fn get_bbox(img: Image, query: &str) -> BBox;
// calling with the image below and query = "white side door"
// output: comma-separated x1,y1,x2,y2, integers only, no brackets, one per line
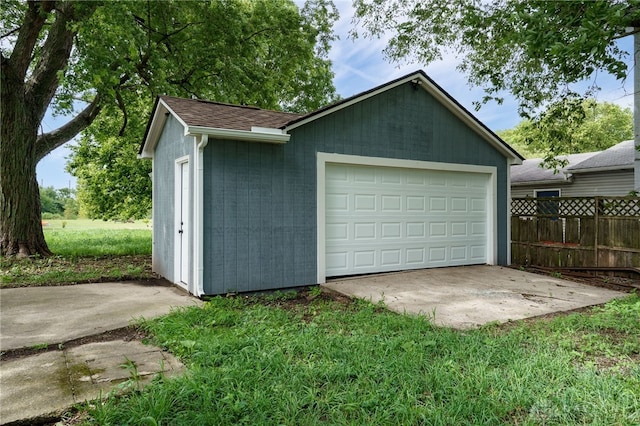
176,159,190,288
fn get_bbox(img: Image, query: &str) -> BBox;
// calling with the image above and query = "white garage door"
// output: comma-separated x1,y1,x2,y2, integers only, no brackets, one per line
325,163,490,277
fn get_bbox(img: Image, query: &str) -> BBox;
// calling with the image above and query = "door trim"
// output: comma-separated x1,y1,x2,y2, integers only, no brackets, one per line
316,152,497,283
174,155,190,289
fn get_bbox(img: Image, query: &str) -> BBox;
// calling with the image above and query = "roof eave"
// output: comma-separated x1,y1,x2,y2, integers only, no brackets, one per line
511,179,571,187
139,98,167,159
567,165,634,174
139,98,189,159
186,126,290,144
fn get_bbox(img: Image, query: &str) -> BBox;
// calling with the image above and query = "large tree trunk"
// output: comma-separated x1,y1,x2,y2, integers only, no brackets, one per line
1,79,51,256
1,1,101,257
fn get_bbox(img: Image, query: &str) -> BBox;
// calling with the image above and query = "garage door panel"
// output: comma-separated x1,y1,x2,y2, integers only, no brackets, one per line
450,222,468,236
380,169,402,184
381,222,401,238
325,163,489,277
326,223,348,240
408,222,427,238
354,194,376,211
354,250,375,267
354,222,376,239
381,195,401,211
470,245,486,259
429,197,447,212
326,193,348,211
471,222,486,236
428,247,446,262
428,222,446,237
326,252,348,270
451,198,468,212
354,168,376,183
451,246,468,261
381,249,402,266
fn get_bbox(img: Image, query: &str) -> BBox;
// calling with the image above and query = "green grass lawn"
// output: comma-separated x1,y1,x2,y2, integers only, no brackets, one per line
87,291,640,425
0,219,152,287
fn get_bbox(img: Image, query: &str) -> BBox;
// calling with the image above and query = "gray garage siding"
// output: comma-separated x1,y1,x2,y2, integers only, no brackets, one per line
202,82,510,295
152,115,193,283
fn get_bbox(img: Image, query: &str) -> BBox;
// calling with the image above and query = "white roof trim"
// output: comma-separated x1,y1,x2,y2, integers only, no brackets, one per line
284,72,522,165
139,101,169,159
251,126,286,134
186,126,290,144
139,98,191,159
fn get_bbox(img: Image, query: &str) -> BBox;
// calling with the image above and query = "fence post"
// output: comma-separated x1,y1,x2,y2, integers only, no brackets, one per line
594,196,599,267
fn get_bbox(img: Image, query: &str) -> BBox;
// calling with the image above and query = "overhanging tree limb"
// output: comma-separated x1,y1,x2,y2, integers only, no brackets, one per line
35,95,101,162
26,2,98,123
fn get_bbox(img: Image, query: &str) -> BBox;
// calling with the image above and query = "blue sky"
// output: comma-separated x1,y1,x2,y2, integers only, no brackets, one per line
37,1,635,189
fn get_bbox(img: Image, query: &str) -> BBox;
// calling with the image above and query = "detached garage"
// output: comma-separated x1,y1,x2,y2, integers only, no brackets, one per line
140,70,523,296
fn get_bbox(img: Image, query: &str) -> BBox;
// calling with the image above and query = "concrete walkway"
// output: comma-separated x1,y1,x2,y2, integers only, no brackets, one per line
0,281,201,424
324,265,626,329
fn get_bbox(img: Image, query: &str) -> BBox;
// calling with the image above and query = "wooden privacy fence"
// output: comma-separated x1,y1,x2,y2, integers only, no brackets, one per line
511,196,640,268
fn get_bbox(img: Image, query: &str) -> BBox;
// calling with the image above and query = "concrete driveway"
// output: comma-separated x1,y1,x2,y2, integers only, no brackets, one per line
323,265,625,329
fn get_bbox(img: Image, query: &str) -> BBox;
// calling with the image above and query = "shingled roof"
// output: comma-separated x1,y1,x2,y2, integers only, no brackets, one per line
511,140,635,185
160,96,302,131
510,152,597,185
566,140,634,173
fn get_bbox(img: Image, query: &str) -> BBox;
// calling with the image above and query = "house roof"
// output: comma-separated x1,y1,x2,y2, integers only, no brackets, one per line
139,97,301,157
158,96,301,131
140,70,524,164
566,140,635,173
510,152,597,185
510,140,635,185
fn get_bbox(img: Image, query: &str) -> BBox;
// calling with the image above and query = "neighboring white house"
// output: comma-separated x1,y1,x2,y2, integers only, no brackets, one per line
511,140,637,198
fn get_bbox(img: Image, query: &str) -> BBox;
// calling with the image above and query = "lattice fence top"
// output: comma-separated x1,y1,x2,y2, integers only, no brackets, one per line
511,197,640,218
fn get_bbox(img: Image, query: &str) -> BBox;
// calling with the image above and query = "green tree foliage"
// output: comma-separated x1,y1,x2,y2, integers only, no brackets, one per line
69,0,340,220
352,0,639,156
39,186,78,219
1,0,338,254
498,100,633,159
68,99,153,221
39,187,64,216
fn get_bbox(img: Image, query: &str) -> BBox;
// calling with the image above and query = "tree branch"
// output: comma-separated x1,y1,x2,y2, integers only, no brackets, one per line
35,95,101,162
7,1,55,81
1,26,22,40
115,90,128,136
243,27,276,43
612,28,640,40
26,1,98,123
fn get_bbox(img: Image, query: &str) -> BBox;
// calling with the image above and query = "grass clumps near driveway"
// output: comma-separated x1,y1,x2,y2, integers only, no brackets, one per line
87,291,640,425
